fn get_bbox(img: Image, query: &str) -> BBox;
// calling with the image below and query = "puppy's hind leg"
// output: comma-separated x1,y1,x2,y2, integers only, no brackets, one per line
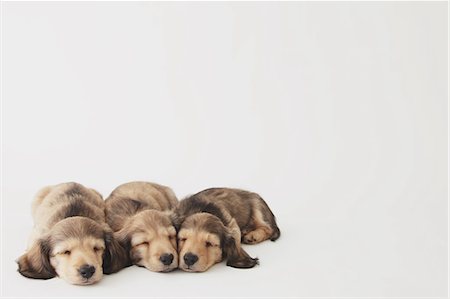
257,196,281,241
243,198,281,244
242,209,274,244
243,228,273,244
269,223,281,241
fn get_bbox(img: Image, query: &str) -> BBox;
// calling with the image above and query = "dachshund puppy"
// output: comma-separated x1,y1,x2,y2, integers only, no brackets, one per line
105,181,179,272
175,188,280,272
17,182,128,285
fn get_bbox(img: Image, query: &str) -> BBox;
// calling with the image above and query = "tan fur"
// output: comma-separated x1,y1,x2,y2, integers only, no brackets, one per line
177,215,223,272
242,208,274,244
105,181,178,272
49,233,104,284
17,182,127,285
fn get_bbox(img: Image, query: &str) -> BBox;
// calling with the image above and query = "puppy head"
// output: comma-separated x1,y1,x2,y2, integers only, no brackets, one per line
177,213,259,272
177,213,229,272
17,217,127,285
115,210,178,272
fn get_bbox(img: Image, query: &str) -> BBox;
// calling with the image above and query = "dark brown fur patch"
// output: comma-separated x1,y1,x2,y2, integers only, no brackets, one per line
102,231,131,274
174,197,228,230
63,199,95,219
64,184,87,198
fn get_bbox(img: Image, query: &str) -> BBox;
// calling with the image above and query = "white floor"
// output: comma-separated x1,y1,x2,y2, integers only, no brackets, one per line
1,2,447,298
2,185,447,298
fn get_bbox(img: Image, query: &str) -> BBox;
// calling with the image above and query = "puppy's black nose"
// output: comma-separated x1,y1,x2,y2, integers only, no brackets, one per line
79,264,95,279
184,252,198,266
160,253,174,266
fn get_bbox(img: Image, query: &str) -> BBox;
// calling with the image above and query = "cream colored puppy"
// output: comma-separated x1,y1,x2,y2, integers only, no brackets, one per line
105,181,179,272
17,183,127,285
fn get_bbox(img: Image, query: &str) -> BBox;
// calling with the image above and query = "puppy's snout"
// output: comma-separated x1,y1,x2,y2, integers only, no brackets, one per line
79,264,95,279
184,252,198,266
160,253,174,266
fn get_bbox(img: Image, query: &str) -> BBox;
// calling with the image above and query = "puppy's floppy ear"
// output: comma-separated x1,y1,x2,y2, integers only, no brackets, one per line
223,232,259,269
113,226,131,250
102,230,130,274
17,238,56,279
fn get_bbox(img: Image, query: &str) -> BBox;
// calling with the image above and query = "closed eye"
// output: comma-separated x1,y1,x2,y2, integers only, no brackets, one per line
93,247,104,252
178,237,187,242
63,250,71,255
205,241,218,248
135,242,149,247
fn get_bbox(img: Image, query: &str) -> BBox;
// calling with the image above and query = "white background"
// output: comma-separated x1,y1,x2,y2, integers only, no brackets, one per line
1,2,448,298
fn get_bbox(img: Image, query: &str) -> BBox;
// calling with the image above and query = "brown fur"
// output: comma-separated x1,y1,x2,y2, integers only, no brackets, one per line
175,188,280,272
17,183,128,285
105,181,179,272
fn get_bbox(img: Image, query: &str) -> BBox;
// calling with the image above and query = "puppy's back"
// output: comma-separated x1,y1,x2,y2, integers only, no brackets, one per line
31,182,105,239
180,188,280,241
187,188,258,227
176,188,251,228
105,181,178,231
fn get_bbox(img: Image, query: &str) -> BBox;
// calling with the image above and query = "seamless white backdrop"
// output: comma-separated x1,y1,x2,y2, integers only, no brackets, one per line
1,2,448,298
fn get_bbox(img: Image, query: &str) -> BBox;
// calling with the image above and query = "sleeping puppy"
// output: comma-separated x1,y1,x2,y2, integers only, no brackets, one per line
105,181,179,272
175,188,280,272
17,182,128,285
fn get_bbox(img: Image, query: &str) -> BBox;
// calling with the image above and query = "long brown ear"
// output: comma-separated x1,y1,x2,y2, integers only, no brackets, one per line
223,233,259,269
102,231,130,274
17,238,56,279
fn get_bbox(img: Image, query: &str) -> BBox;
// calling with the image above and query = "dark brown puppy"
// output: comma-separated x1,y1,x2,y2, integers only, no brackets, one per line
105,181,179,272
175,188,280,272
16,182,128,285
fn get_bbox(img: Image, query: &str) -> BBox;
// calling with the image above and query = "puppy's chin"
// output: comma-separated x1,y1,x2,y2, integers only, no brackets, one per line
179,263,208,273
180,267,197,272
63,276,101,285
161,264,178,273
74,278,100,285
60,271,103,286
143,264,178,273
